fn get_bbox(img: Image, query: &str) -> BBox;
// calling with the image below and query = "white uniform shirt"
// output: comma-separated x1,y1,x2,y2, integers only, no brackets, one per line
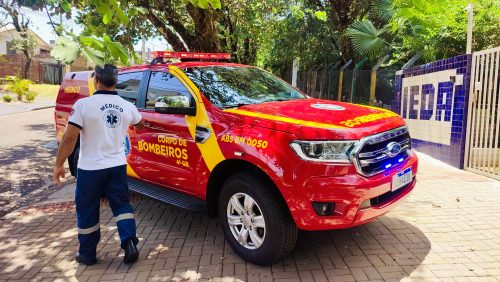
68,91,142,170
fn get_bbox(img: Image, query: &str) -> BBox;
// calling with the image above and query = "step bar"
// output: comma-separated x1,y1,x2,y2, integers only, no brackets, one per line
128,178,206,212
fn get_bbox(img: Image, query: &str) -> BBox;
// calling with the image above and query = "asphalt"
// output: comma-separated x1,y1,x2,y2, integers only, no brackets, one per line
0,108,72,218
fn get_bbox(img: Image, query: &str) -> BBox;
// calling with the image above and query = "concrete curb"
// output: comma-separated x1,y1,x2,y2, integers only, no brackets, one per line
30,104,55,111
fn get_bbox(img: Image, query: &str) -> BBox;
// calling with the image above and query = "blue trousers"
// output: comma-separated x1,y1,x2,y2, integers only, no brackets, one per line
76,165,138,260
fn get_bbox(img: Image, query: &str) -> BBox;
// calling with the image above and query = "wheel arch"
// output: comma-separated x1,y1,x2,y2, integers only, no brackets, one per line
206,159,289,218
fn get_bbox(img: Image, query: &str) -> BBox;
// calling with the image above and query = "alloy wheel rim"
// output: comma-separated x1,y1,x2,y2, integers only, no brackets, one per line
226,193,266,250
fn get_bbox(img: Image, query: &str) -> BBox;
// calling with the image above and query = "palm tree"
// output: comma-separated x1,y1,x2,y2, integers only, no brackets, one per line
344,19,391,60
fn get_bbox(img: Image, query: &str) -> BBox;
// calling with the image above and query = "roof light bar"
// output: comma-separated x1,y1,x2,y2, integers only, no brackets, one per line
151,51,231,60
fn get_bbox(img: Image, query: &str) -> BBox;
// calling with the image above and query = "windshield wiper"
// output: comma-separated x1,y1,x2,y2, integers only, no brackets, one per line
221,103,254,109
260,97,298,103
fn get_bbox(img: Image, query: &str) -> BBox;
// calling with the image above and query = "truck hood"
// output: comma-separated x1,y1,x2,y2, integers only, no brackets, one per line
222,98,406,140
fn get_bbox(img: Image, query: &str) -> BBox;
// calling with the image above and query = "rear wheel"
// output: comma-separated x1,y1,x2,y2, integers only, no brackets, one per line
218,172,297,265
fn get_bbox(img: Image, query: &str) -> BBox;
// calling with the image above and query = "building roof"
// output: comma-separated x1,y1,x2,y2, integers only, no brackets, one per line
0,24,52,50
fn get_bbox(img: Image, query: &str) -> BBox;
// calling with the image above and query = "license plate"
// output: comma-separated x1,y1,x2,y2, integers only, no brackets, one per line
392,167,412,192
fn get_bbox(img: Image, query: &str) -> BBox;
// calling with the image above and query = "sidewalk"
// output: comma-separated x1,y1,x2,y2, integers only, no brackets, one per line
0,99,55,116
0,153,499,281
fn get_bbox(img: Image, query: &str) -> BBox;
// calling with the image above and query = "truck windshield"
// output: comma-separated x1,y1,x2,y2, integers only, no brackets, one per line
183,66,305,108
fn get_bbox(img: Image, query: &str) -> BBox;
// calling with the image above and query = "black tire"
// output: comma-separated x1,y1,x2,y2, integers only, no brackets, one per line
68,146,79,176
218,172,298,265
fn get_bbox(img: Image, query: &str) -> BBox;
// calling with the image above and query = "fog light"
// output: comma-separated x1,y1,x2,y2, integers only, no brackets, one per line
312,202,335,216
360,199,371,209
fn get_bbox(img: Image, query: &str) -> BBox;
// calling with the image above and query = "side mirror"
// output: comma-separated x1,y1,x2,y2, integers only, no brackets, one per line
154,95,196,116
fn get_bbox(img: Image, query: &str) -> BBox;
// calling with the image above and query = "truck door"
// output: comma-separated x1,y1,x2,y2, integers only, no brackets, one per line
136,71,199,195
116,71,146,177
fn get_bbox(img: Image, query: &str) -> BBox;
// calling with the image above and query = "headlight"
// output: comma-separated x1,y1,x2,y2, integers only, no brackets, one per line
290,141,357,163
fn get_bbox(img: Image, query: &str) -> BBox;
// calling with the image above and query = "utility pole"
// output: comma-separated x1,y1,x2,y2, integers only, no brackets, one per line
466,3,473,54
141,39,146,63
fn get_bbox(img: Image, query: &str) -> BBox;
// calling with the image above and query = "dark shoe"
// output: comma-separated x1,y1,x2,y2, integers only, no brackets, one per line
123,239,139,264
75,252,97,266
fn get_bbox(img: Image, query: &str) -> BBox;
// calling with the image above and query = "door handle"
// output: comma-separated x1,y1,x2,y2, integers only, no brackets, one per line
195,126,212,143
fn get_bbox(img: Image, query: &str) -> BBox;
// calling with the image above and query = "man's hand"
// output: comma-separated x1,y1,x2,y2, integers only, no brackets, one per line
134,119,145,131
53,165,66,185
53,124,80,186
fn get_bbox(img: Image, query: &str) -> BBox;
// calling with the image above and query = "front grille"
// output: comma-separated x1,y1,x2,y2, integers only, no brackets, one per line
352,127,411,177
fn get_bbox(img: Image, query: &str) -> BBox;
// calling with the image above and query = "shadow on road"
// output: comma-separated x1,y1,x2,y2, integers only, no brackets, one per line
0,139,57,217
22,123,55,132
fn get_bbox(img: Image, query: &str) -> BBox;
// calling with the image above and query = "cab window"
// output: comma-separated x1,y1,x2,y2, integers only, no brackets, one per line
145,71,193,109
116,72,144,103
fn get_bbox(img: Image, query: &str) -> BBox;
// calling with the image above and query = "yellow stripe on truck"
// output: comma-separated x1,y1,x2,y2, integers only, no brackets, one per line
88,73,95,96
169,66,225,171
223,109,346,129
126,164,139,178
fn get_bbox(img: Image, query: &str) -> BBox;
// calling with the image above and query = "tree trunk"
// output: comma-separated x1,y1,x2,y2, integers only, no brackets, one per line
327,0,372,63
23,55,32,79
186,4,221,52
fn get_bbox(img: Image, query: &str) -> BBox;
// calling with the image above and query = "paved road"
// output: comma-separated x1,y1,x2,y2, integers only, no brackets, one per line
0,153,498,281
0,108,63,217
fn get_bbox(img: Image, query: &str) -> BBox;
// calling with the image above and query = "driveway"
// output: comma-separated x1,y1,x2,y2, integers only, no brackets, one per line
0,153,499,281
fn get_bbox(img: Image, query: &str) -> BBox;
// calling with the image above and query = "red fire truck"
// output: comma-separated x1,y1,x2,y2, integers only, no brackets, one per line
55,52,418,265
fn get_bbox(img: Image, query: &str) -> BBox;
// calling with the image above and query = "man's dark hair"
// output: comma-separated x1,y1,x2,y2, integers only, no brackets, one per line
95,64,118,87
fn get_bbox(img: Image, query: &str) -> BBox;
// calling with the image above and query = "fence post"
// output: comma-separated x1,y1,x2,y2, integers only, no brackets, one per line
350,57,368,103
292,59,299,87
402,53,422,70
369,54,390,105
465,3,473,54
337,60,352,101
327,62,340,100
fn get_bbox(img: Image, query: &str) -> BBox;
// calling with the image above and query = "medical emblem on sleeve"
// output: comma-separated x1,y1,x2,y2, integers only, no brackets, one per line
125,135,131,156
103,109,121,128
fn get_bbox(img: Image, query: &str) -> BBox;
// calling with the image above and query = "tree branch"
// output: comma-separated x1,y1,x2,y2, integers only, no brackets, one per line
43,1,59,36
162,3,197,45
136,0,188,51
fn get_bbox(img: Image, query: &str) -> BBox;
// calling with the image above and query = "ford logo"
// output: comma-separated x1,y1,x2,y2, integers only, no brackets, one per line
386,142,401,157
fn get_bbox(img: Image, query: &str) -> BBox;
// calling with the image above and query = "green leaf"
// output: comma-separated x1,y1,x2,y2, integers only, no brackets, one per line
60,1,71,12
50,36,81,64
345,20,389,59
115,6,129,24
79,36,104,49
111,42,130,65
196,0,209,9
81,47,105,67
314,11,327,21
103,11,112,24
208,0,221,9
290,5,305,20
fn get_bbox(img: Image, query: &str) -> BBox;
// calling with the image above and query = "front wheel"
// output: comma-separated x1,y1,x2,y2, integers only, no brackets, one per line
218,172,298,265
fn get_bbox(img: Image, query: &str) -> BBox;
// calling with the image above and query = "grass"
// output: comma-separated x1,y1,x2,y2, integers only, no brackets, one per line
30,84,60,100
0,83,60,103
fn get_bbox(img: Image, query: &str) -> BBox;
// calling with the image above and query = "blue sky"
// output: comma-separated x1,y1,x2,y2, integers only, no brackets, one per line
20,7,169,52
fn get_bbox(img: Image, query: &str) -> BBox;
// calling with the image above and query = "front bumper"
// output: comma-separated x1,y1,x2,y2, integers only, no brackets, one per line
289,150,418,231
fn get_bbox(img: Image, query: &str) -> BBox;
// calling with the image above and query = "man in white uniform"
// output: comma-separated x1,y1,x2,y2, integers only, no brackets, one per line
53,64,144,266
